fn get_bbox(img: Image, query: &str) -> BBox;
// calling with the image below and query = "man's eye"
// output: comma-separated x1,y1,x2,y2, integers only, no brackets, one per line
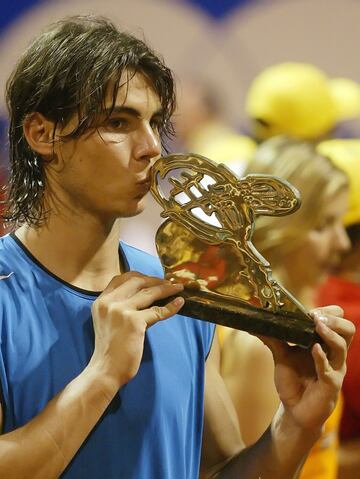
150,119,162,132
108,118,129,129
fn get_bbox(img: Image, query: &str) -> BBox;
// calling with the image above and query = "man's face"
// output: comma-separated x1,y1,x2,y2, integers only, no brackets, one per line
50,72,163,221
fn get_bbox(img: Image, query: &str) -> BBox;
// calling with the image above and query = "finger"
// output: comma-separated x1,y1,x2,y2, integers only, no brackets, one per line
255,334,288,361
102,271,144,294
130,282,184,310
104,272,167,298
145,296,185,327
314,318,348,370
312,310,355,349
311,305,344,319
311,342,332,383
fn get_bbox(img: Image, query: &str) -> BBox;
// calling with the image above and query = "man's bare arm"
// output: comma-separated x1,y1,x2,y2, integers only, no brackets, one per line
201,307,355,479
200,336,315,479
0,273,184,479
0,364,121,479
200,332,244,474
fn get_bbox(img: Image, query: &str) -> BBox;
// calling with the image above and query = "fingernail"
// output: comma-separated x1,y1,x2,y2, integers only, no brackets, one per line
317,314,328,324
312,311,328,324
173,283,184,290
173,297,185,307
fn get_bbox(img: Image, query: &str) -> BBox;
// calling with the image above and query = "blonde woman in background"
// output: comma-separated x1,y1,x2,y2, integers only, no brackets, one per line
220,135,351,479
316,139,360,479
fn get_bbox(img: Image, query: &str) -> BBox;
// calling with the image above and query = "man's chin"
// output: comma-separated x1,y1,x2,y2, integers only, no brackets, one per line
120,197,147,218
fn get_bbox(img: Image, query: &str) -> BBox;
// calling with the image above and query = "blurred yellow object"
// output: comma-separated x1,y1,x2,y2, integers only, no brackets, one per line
188,122,257,175
246,63,360,140
317,139,360,226
329,78,360,121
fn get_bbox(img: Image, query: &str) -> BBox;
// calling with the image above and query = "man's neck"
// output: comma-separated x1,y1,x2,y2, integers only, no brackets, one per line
15,213,123,292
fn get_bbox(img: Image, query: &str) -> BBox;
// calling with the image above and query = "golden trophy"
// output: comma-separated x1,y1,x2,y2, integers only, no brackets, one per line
151,153,317,348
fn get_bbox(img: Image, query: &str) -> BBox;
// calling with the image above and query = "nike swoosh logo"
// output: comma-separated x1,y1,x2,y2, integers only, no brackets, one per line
0,272,14,280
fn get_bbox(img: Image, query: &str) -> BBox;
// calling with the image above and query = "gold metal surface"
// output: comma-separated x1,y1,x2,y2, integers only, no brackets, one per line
150,153,315,346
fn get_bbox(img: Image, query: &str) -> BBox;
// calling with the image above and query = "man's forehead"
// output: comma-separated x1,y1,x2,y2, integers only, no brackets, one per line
107,71,161,109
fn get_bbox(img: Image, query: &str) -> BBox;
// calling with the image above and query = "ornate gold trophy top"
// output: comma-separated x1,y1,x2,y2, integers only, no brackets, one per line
150,153,317,347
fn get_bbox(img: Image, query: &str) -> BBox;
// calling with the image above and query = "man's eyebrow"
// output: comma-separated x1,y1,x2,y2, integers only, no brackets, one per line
107,106,164,118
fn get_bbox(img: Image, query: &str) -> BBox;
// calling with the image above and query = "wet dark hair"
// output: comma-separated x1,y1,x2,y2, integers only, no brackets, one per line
3,15,176,226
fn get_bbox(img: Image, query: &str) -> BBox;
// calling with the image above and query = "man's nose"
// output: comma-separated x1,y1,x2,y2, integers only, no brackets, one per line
134,123,161,161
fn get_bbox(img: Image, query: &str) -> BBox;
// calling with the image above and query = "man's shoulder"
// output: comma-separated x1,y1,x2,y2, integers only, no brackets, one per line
0,233,12,254
0,234,17,275
0,234,32,307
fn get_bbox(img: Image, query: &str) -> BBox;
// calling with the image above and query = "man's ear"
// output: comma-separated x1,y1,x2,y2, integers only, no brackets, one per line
23,112,56,160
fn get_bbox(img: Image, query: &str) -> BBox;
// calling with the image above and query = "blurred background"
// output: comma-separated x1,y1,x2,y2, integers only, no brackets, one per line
1,0,360,250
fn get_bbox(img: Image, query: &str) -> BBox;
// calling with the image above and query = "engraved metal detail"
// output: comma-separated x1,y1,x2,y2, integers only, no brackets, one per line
150,153,311,334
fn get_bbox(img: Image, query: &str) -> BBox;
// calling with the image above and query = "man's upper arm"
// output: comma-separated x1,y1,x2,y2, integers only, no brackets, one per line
201,331,244,474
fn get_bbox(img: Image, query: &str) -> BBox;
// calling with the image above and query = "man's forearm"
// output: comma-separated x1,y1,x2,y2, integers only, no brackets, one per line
212,404,321,479
0,363,120,479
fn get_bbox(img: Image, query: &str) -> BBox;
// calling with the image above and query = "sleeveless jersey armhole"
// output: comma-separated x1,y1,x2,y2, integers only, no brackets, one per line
205,324,217,361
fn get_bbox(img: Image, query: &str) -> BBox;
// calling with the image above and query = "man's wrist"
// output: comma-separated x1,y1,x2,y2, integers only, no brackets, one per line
83,360,124,402
271,404,323,457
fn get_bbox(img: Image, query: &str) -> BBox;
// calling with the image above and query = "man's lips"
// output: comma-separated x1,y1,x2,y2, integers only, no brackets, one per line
135,179,151,197
137,174,151,184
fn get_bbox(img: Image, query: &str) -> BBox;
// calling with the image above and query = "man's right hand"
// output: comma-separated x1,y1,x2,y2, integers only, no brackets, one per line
0,270,184,479
90,272,184,387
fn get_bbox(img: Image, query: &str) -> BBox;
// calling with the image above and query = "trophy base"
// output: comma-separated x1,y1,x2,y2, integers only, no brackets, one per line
156,290,318,348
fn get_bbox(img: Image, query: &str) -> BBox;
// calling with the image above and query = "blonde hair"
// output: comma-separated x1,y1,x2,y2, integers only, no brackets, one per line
244,136,349,263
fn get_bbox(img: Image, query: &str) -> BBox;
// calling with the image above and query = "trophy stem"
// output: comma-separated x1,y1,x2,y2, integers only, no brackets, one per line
155,291,318,348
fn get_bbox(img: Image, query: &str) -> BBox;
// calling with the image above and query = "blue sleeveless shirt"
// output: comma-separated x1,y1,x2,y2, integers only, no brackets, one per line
0,233,215,478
